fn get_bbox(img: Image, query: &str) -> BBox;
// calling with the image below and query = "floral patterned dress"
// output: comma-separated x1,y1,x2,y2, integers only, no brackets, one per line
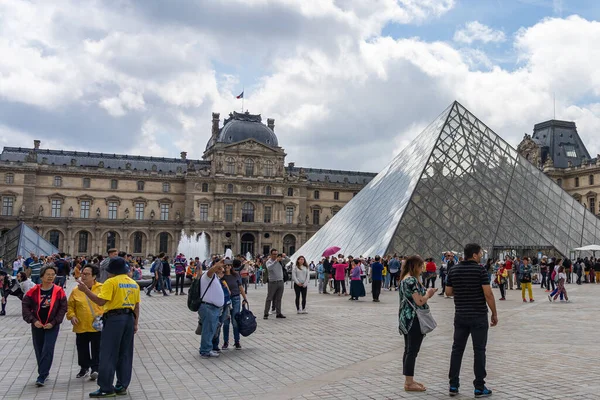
398,276,428,335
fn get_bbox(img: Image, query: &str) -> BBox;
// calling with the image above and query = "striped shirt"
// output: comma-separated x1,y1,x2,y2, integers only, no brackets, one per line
28,262,43,278
446,261,489,318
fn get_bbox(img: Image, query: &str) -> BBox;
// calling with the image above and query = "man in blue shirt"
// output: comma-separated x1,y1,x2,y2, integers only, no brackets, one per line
370,256,384,302
388,255,401,291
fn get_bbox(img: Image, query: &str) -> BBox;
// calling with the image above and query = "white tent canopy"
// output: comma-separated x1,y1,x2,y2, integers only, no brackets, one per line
574,245,600,251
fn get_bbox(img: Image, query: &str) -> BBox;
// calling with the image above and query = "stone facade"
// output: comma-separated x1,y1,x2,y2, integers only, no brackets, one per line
0,112,376,259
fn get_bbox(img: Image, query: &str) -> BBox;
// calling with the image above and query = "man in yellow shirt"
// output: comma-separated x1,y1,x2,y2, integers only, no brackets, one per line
78,257,140,398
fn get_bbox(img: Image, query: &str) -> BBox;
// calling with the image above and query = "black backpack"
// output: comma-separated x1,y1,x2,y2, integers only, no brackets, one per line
235,303,257,337
187,274,215,312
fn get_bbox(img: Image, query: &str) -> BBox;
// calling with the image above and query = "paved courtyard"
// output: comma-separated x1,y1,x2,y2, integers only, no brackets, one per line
1,278,599,400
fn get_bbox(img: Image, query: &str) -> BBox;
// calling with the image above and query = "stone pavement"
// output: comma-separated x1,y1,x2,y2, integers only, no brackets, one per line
1,278,599,400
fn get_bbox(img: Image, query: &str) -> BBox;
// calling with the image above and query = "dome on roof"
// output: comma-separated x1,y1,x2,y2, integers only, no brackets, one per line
216,111,278,147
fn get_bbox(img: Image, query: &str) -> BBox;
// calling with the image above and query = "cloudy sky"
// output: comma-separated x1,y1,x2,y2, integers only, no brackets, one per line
1,0,600,172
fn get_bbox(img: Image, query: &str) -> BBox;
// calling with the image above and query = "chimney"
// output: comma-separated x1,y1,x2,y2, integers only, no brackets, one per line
180,151,187,160
212,113,220,137
267,118,275,132
34,140,40,150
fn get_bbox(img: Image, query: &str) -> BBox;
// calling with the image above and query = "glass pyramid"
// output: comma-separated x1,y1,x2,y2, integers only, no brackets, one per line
0,222,59,265
295,101,600,261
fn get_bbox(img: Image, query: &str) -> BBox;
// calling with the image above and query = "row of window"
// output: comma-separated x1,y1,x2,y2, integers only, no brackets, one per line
0,175,183,192
49,230,171,254
313,190,355,200
573,175,595,188
5,173,356,199
224,158,275,177
223,203,338,224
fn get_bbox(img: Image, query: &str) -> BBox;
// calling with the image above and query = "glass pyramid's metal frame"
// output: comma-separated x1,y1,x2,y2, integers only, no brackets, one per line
295,101,600,261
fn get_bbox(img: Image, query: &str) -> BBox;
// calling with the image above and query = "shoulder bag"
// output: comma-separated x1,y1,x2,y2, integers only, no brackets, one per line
85,296,103,332
403,279,437,335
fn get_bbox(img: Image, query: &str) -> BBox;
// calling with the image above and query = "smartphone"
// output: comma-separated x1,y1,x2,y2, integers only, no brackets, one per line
224,259,233,265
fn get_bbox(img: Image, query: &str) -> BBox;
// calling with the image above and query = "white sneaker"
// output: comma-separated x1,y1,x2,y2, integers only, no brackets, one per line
201,351,220,358
302,309,308,314
269,310,274,315
297,310,301,314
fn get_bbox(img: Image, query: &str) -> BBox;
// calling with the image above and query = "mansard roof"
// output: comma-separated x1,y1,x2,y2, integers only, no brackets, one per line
0,147,210,173
532,119,591,168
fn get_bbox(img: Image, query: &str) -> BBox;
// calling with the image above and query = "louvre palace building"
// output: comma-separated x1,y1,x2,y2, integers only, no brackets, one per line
0,111,376,258
516,119,600,217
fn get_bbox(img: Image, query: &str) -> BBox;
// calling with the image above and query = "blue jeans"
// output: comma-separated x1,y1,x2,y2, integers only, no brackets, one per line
223,296,241,344
212,305,230,350
384,274,390,288
54,276,66,288
199,303,221,355
162,276,172,292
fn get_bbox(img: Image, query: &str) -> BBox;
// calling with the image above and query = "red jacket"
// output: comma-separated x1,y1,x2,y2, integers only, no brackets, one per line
22,284,67,327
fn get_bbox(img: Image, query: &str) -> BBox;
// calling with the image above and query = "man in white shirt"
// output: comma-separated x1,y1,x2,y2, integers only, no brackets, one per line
199,259,225,358
12,255,23,277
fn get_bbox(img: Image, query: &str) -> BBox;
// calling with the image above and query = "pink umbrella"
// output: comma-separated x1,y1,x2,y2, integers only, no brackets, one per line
322,246,341,257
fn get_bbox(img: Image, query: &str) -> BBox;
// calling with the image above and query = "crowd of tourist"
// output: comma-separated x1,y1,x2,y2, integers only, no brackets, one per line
3,244,600,399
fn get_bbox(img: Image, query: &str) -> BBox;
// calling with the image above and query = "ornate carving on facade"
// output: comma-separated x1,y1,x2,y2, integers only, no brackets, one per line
38,205,44,216
131,197,148,206
517,133,541,168
543,156,554,169
76,194,94,205
47,193,66,203
105,196,121,205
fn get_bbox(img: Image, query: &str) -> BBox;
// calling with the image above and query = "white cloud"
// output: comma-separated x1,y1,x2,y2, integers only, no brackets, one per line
1,1,600,173
454,21,506,44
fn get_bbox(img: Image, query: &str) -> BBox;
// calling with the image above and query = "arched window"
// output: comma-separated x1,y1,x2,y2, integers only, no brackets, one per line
264,160,274,177
159,232,169,253
265,185,272,195
106,231,117,252
242,202,255,222
226,157,236,174
287,187,294,196
133,232,144,253
245,159,254,176
48,230,60,248
227,183,234,194
201,183,209,192
78,231,89,253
